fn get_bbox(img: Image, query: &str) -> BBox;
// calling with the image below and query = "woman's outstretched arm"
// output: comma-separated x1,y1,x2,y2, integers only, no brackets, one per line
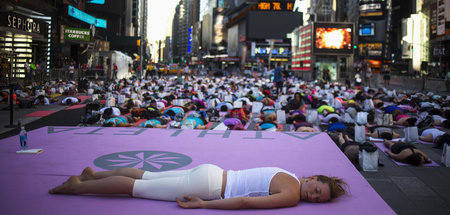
177,191,299,210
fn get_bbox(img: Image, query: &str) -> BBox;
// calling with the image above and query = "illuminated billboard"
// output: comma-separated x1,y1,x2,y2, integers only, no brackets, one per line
359,23,375,36
68,5,107,28
313,22,354,54
88,0,105,4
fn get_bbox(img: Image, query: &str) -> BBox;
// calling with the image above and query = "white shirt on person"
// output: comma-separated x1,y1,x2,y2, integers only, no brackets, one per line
422,128,445,142
100,107,121,117
224,167,300,198
61,97,79,104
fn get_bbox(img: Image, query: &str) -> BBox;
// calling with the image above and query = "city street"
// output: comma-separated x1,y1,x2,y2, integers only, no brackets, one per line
1,0,450,214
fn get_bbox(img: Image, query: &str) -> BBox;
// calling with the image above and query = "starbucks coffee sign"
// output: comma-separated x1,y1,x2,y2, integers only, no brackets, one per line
65,26,90,42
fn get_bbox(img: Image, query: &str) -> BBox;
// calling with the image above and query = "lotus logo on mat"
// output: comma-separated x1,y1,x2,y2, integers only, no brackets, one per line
94,151,192,172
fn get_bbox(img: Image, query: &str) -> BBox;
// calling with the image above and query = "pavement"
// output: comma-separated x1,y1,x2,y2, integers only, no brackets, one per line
1,95,450,215
366,75,449,95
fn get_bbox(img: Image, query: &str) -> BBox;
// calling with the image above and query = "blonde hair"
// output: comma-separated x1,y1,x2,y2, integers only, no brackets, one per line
316,175,348,201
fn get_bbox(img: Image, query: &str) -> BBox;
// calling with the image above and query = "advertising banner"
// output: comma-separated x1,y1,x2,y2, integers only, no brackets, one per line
65,26,90,42
313,22,354,55
68,5,107,28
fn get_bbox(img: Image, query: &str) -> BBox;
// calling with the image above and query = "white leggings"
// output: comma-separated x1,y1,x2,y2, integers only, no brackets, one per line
132,164,223,201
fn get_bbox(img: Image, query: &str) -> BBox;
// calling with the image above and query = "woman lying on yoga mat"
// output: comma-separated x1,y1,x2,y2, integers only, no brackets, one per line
180,111,208,129
49,164,347,209
141,116,171,128
367,127,400,140
103,115,140,127
383,140,431,166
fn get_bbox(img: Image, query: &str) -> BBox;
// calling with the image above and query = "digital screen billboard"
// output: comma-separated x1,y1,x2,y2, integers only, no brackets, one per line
68,5,107,28
88,0,105,4
359,23,375,36
247,11,302,39
313,22,353,54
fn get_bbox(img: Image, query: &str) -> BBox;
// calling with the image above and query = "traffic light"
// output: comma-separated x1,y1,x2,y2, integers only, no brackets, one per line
353,45,357,49
137,39,141,46
184,60,187,63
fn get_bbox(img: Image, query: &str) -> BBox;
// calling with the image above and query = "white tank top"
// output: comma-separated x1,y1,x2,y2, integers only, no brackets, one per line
422,128,445,141
224,167,300,199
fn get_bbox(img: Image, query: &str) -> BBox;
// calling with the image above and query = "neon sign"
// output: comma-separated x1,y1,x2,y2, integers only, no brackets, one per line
257,1,294,11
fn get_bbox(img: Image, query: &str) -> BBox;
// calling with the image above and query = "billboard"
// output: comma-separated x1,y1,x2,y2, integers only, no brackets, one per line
313,22,354,54
247,11,302,39
359,23,375,36
88,0,105,4
64,26,90,42
68,5,107,28
359,1,384,17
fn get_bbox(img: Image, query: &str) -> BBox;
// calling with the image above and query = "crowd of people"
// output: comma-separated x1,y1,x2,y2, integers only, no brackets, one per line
1,68,449,208
2,71,450,161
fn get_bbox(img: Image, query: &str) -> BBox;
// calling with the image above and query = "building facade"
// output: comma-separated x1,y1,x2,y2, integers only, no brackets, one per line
0,0,55,79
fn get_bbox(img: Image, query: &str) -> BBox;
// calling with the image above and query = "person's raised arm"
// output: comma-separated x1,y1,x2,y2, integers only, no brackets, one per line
177,191,298,210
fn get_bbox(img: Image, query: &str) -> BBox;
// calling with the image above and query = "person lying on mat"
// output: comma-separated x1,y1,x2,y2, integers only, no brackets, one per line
49,164,348,209
141,116,171,128
34,95,50,105
223,117,246,130
383,140,431,166
367,127,400,140
333,132,363,164
100,107,121,118
392,109,416,126
292,114,317,132
103,115,140,127
60,97,81,105
180,111,208,129
419,128,446,143
256,114,282,131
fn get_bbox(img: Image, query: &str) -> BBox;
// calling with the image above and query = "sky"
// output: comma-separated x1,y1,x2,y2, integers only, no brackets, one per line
148,0,179,43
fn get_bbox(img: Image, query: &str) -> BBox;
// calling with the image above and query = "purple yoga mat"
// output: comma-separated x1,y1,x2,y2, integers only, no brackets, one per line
0,127,395,215
373,142,440,167
419,140,434,145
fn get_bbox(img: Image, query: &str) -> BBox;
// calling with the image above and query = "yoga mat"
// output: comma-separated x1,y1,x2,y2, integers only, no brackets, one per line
23,110,57,117
65,104,86,110
0,127,394,215
373,142,439,167
48,94,62,99
77,95,91,103
369,137,405,142
419,140,434,145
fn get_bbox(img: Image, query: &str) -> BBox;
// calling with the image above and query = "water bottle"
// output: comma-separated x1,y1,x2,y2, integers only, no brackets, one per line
19,126,28,151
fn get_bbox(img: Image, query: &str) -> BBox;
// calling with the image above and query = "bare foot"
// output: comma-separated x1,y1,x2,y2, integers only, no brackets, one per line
49,176,80,194
78,167,95,181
